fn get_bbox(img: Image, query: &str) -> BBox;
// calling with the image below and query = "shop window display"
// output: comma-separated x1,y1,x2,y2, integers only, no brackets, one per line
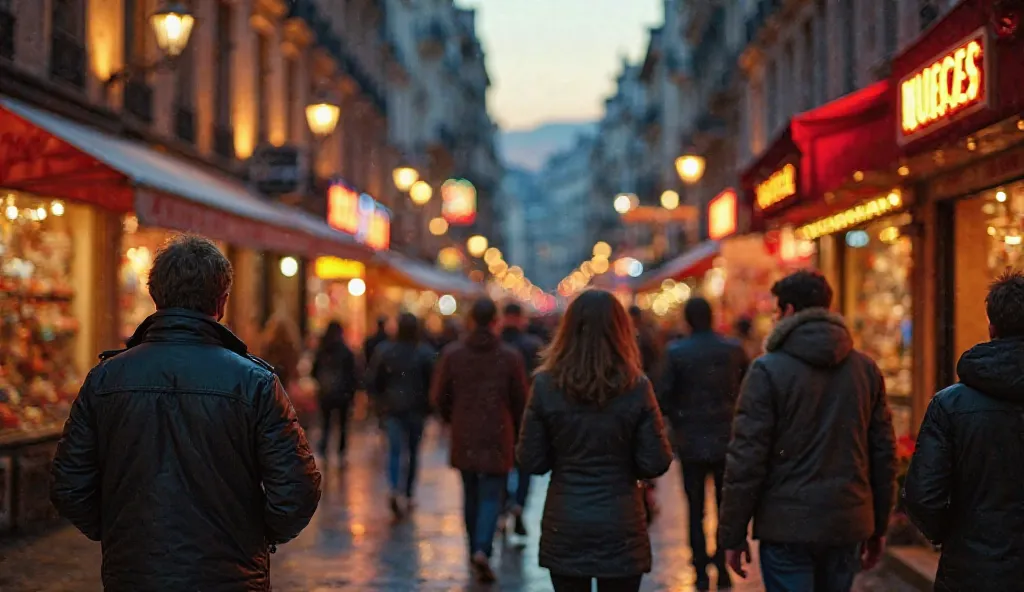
0,196,81,436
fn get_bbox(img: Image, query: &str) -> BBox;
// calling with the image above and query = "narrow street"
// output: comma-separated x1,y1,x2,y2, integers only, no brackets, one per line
0,421,915,591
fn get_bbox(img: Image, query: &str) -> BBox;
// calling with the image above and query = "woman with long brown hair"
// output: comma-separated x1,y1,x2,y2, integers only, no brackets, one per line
517,289,672,592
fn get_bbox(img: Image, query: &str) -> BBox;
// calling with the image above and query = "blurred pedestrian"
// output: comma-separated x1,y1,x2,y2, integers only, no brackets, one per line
312,321,357,466
51,235,321,590
367,312,436,517
904,270,1024,589
719,270,896,591
499,302,544,537
434,317,461,352
364,316,389,368
431,298,529,583
260,310,302,390
518,290,672,592
659,297,748,591
734,315,762,361
629,305,661,377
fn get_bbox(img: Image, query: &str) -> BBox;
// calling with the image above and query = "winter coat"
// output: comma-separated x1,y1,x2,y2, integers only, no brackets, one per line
367,340,436,417
903,337,1024,591
312,343,357,407
659,330,748,462
50,309,322,592
718,308,896,550
430,329,528,474
501,326,544,377
363,329,389,367
517,373,672,577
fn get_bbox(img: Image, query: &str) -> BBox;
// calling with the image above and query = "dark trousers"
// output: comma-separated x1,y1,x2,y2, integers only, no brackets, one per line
681,460,726,572
460,471,505,558
319,398,352,456
760,542,861,592
384,415,425,497
507,464,531,509
550,574,643,592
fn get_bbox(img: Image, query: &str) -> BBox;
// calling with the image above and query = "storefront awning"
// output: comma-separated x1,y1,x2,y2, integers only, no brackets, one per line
0,97,372,260
372,251,484,297
632,240,720,293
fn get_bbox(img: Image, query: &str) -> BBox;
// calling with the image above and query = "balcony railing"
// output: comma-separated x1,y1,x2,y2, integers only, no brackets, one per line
49,31,86,89
123,79,154,123
0,9,14,60
175,106,195,145
213,124,234,159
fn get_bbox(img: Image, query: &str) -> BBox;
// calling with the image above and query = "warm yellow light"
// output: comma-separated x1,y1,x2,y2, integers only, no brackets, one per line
347,278,367,297
997,190,1008,203
796,190,904,241
305,101,341,137
1007,234,1023,246
5,205,18,221
591,257,610,274
428,216,448,236
988,226,997,236
900,36,983,137
898,165,910,177
150,2,195,58
853,171,865,182
438,247,462,270
593,241,612,258
483,247,502,264
675,154,706,185
50,200,65,216
393,167,419,192
314,257,364,280
410,181,433,206
613,194,634,214
660,190,680,210
756,164,797,210
279,256,299,278
466,235,488,257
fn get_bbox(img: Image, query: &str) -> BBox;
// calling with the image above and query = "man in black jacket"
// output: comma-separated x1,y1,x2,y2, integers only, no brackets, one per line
904,270,1024,590
719,270,895,591
51,235,322,592
659,297,747,591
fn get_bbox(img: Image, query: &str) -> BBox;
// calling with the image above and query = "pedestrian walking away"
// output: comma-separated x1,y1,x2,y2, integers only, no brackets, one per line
718,270,896,592
431,297,529,583
659,297,748,591
904,270,1024,590
50,235,322,592
500,301,545,538
518,290,673,592
312,320,358,466
367,312,436,517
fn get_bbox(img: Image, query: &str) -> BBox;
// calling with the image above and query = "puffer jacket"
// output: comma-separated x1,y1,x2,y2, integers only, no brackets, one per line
904,337,1024,591
718,308,896,550
367,340,436,416
516,373,672,578
659,330,748,462
430,329,529,474
50,309,322,592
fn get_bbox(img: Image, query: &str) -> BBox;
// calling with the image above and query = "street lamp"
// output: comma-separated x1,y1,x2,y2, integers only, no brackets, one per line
428,216,448,236
305,93,341,138
467,235,488,257
675,154,706,185
150,2,196,57
660,189,680,210
613,193,636,214
410,181,433,206
393,167,419,192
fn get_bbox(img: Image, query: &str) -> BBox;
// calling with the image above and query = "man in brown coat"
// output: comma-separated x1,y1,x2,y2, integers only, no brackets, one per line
431,297,529,583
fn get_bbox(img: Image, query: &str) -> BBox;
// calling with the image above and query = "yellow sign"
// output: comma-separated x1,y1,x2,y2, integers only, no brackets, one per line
796,191,903,241
900,30,985,142
314,257,365,280
755,164,797,211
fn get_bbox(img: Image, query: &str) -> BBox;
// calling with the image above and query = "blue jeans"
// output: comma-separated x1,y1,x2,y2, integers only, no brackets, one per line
760,542,861,592
385,415,425,497
460,471,505,557
507,465,531,509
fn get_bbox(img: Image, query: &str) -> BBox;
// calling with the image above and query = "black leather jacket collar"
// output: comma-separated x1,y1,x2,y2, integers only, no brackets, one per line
126,308,248,356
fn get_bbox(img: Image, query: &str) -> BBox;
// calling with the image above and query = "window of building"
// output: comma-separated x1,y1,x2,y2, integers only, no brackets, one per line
51,0,83,40
284,56,297,143
814,0,828,104
123,0,147,65
919,0,940,31
175,35,195,108
256,32,271,143
214,1,233,129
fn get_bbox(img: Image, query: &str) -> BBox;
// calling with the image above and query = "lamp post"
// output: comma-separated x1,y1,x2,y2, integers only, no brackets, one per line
104,1,196,89
675,154,706,185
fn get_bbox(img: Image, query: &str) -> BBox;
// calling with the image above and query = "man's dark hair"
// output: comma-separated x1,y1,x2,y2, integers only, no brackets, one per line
684,297,713,332
376,316,388,330
735,316,753,338
148,234,232,316
396,312,419,342
504,302,523,317
771,270,833,313
470,297,498,328
986,270,1024,338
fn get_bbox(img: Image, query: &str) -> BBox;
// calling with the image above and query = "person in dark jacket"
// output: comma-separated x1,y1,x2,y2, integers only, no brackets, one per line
659,297,748,591
500,301,544,537
51,235,321,592
312,321,357,465
368,312,436,517
629,305,661,376
363,316,389,368
904,270,1024,590
518,289,673,592
718,270,896,591
431,298,529,583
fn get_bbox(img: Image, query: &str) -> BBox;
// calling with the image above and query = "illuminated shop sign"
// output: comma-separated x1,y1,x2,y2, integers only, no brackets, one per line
314,257,365,280
755,164,797,211
708,189,737,240
796,190,903,241
327,180,390,251
899,28,988,143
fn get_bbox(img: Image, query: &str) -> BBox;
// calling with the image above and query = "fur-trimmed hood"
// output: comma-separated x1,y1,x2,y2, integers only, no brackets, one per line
765,307,853,368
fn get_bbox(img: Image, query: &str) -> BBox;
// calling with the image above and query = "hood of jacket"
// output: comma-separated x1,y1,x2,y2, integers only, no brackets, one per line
957,337,1024,401
465,328,500,352
765,307,853,368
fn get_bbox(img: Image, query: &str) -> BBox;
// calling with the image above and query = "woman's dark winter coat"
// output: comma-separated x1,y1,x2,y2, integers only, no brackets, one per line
904,337,1024,591
367,340,436,417
516,373,672,578
312,342,357,407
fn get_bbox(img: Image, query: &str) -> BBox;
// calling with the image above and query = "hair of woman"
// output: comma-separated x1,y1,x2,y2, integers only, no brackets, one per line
396,312,420,343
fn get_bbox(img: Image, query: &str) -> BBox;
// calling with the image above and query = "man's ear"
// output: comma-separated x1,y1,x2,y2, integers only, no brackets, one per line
989,323,999,340
215,293,229,321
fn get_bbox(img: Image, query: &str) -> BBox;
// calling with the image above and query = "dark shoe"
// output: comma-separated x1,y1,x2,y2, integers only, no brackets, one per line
471,552,497,583
717,566,732,590
514,513,527,537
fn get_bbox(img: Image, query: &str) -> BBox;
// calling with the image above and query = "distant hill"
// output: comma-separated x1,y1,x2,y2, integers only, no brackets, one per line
499,121,597,171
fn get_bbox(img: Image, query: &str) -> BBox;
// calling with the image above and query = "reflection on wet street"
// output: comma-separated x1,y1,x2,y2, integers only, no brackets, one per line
0,421,912,591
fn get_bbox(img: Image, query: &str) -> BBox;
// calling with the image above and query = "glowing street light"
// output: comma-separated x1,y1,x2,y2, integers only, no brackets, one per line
305,95,341,137
347,278,366,296
392,167,419,192
660,189,680,210
593,241,612,258
675,154,706,185
613,193,636,214
279,256,299,278
150,2,195,58
410,181,433,206
428,216,448,236
467,235,489,257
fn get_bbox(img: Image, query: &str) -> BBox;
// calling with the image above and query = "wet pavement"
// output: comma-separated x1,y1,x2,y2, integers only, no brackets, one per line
0,420,915,591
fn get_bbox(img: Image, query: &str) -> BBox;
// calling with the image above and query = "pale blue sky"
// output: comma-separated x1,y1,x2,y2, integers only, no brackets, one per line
456,0,663,131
